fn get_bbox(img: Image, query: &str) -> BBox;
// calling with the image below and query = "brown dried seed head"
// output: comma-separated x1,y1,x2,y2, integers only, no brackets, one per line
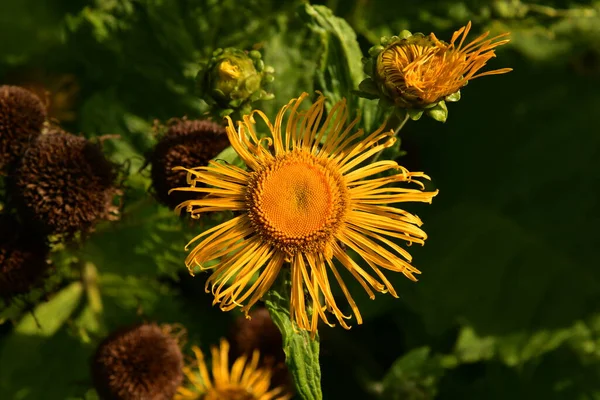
0,85,46,173
149,119,229,209
0,214,50,299
91,323,184,400
10,129,119,238
230,307,293,393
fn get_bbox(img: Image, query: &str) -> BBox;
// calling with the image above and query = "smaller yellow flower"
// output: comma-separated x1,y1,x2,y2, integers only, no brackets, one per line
359,21,512,121
176,339,291,400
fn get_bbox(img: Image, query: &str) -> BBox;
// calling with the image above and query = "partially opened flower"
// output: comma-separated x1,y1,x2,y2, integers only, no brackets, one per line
176,339,290,400
173,93,438,335
359,21,512,121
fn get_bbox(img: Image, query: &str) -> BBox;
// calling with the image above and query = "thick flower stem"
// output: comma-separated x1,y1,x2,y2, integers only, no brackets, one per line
371,113,410,163
265,271,323,400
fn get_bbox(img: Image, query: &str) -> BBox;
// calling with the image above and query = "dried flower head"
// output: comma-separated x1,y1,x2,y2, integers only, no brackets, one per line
173,93,438,335
0,85,46,173
175,339,290,400
231,308,284,363
149,120,229,210
92,323,184,400
10,129,120,238
231,308,292,394
358,21,512,122
0,214,50,299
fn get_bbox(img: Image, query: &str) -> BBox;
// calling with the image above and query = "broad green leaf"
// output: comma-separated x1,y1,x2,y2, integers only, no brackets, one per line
14,281,83,336
299,3,380,133
378,347,454,400
0,282,88,399
454,324,577,366
261,12,321,117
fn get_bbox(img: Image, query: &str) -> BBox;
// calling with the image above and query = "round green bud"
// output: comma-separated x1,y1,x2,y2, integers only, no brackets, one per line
196,48,275,117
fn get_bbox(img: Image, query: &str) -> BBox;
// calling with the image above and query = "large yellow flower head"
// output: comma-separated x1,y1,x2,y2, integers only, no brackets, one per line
175,339,290,400
359,22,512,121
173,92,438,334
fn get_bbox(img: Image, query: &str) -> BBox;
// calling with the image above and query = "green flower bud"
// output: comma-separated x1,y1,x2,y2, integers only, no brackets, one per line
196,48,275,118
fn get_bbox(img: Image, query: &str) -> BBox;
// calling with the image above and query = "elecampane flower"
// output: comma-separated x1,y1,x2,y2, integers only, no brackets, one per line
377,21,512,107
175,339,290,400
174,92,438,334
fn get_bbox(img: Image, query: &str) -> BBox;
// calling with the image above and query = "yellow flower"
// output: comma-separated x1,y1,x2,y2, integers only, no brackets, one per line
175,339,290,400
377,21,512,108
173,92,438,335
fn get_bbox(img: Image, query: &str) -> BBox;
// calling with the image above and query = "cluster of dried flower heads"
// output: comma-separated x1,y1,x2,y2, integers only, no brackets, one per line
0,85,121,301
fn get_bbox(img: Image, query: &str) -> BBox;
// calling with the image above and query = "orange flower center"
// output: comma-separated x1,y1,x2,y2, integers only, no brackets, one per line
204,387,256,400
246,149,348,257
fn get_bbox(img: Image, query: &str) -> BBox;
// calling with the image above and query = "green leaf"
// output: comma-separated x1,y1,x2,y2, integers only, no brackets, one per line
265,274,322,400
378,347,452,400
214,145,243,168
0,282,88,399
14,282,84,337
299,3,379,132
261,12,321,118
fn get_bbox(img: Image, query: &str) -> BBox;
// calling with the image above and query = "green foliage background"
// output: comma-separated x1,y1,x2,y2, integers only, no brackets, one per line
1,0,599,399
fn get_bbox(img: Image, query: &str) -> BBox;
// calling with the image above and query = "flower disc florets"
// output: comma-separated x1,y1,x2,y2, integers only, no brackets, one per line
196,47,275,118
357,22,511,122
246,148,348,258
0,85,46,173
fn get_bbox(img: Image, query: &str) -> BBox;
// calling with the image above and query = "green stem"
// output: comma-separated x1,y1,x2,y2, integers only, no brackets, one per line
82,262,103,315
264,272,322,400
371,113,410,163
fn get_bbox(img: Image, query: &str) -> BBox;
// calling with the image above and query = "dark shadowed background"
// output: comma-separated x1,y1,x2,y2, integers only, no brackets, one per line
1,0,599,399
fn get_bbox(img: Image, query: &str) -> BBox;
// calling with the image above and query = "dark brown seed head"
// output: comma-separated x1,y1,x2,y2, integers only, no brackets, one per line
0,214,50,299
91,323,184,400
230,307,293,393
148,119,229,209
10,129,119,238
0,85,47,173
